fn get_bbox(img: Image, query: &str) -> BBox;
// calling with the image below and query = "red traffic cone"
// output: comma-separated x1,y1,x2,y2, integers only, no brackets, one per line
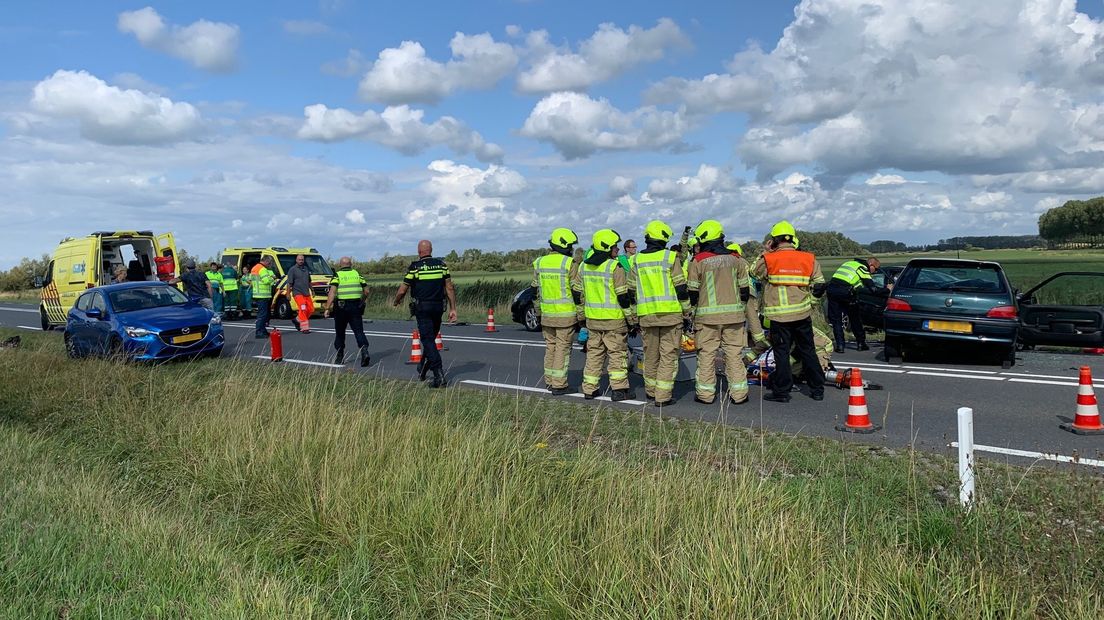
435,332,445,351
405,329,423,365
270,328,284,363
1061,366,1104,435
485,307,498,332
835,368,879,434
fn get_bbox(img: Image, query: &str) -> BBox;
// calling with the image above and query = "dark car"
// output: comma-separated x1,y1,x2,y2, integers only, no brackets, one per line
883,259,1019,367
1017,272,1104,348
510,286,540,331
64,282,224,361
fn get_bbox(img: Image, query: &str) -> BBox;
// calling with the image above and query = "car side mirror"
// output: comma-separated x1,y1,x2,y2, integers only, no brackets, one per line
32,276,44,289
1016,292,1032,305
85,308,104,320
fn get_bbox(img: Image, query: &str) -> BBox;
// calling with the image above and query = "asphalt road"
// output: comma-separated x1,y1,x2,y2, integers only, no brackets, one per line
5,305,1104,466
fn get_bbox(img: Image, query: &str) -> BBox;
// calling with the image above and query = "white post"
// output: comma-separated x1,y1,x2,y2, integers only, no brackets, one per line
957,407,975,509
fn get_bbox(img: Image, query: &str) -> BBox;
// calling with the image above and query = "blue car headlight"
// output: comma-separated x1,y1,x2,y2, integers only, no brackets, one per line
209,314,222,325
125,326,154,338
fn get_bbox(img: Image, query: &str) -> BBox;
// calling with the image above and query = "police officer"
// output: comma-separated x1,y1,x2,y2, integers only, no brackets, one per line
573,229,634,401
627,220,689,406
752,221,827,403
393,240,457,388
826,257,889,353
688,220,751,405
531,228,582,395
252,256,277,338
324,256,371,367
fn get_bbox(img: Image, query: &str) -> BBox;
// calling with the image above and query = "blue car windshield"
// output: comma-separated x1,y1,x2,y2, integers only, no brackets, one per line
109,286,190,312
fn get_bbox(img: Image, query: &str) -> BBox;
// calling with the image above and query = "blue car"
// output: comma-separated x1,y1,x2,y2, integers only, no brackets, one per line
64,282,224,361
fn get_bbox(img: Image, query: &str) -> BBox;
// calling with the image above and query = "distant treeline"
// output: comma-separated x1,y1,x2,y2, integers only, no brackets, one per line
1038,197,1104,246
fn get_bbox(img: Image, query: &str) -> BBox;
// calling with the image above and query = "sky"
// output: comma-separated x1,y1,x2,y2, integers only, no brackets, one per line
3,0,1104,267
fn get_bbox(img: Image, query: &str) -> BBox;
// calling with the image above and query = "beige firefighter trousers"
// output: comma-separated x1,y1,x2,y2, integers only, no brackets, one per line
694,323,749,403
642,324,681,401
541,325,575,389
582,327,630,394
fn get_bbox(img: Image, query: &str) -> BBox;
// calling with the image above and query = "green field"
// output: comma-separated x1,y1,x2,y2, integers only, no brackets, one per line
1,328,1102,617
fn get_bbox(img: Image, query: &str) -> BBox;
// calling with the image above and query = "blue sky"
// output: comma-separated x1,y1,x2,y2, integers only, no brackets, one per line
2,0,1104,266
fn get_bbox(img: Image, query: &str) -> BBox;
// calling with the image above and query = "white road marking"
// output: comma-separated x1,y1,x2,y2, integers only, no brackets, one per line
566,392,647,405
0,306,38,313
907,371,1006,381
1007,378,1079,387
903,364,998,375
250,355,344,368
843,364,907,374
17,326,38,330
950,442,1104,469
461,379,646,405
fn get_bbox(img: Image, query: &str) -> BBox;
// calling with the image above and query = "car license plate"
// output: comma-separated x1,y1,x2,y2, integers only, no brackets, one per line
172,332,203,344
925,320,972,334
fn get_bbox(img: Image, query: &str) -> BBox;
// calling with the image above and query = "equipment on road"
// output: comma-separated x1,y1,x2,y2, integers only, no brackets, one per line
269,328,284,363
406,329,423,365
835,368,880,434
485,307,498,332
1060,366,1104,435
825,368,883,391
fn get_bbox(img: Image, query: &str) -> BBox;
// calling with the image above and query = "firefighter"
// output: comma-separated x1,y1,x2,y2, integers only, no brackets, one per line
826,257,889,353
324,256,371,367
752,221,827,402
531,228,582,395
573,229,635,401
688,220,751,405
627,220,690,406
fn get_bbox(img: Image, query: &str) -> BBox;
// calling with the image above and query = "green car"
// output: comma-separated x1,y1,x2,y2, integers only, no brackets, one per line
883,259,1019,368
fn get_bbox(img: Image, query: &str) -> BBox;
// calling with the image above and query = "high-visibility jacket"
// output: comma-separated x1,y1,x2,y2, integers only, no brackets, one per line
581,259,625,321
631,249,684,318
532,253,577,324
688,252,750,325
831,260,871,288
753,247,823,322
252,267,276,299
220,267,239,291
331,268,366,300
205,270,223,291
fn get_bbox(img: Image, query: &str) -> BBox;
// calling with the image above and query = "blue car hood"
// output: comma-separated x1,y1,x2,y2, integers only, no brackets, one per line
116,304,213,331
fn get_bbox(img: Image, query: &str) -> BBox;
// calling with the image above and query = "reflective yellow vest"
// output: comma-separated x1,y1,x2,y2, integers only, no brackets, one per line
582,260,624,320
832,260,869,287
632,250,681,316
332,268,366,300
220,267,238,291
253,267,276,299
534,254,575,319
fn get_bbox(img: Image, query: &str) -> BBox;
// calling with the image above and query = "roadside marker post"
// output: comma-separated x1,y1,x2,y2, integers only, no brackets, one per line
957,407,975,510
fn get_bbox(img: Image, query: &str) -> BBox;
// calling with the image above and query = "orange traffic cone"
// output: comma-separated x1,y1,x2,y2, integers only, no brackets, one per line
1060,366,1104,435
435,332,445,351
405,329,423,365
835,368,880,434
485,307,498,332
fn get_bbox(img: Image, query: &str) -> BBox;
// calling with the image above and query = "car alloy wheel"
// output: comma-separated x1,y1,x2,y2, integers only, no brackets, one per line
524,305,540,331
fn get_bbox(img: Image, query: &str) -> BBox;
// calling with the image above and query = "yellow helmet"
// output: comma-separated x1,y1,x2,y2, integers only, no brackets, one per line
644,220,673,243
549,227,579,249
591,228,621,252
792,236,800,250
687,235,699,248
695,219,724,244
726,242,743,256
770,220,796,239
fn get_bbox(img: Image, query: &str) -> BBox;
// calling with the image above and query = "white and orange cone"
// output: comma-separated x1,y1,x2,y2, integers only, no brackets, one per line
435,332,445,351
1060,366,1104,435
485,307,498,332
405,329,423,365
835,368,880,434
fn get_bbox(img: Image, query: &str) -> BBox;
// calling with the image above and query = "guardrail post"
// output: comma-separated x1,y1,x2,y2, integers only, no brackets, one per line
957,407,975,509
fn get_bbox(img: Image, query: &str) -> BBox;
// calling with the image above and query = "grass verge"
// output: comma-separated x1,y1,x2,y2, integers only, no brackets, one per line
1,328,1102,617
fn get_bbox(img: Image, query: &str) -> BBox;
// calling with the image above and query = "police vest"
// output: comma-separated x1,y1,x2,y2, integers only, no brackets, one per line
632,250,681,317
332,268,365,300
220,268,238,291
832,260,868,287
253,267,276,299
581,260,624,320
762,250,816,317
533,254,575,318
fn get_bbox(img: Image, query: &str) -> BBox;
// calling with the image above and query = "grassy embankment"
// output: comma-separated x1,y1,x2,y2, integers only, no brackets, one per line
1,328,1102,617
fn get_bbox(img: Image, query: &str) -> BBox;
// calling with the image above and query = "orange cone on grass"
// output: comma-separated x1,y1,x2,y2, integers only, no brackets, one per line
1060,366,1104,435
485,307,498,332
835,368,879,434
405,329,423,365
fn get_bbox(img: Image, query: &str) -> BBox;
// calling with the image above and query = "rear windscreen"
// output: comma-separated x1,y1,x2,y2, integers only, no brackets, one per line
898,264,1007,293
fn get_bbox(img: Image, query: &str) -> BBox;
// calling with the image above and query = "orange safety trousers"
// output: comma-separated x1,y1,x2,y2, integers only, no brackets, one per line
294,294,314,331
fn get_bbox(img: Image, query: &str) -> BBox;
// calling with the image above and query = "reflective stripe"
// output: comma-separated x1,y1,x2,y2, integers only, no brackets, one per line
696,269,746,316
633,250,681,316
583,374,601,385
609,369,628,380
252,267,275,299
545,367,568,378
655,379,674,390
643,377,656,387
697,381,716,391
582,260,624,319
832,261,868,287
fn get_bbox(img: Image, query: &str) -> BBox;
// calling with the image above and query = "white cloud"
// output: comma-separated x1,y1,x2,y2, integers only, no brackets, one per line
231,219,243,228
296,103,504,162
474,166,528,197
607,175,635,199
357,33,517,104
345,208,366,224
406,160,541,232
117,7,239,73
519,92,688,159
322,49,368,77
517,18,688,93
111,72,167,95
645,164,735,203
283,20,330,36
341,173,392,193
865,173,908,186
31,70,203,145
546,181,588,200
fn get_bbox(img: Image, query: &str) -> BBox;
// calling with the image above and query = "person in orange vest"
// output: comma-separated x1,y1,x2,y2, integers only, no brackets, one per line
751,221,827,403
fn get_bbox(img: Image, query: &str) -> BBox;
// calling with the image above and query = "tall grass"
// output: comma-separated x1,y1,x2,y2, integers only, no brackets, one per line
1,331,1102,617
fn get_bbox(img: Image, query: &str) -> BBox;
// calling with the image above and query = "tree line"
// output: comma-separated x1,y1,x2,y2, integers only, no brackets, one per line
1038,197,1104,243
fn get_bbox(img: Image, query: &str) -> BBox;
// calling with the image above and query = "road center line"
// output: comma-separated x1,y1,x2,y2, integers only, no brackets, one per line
250,355,344,368
949,441,1104,468
901,364,998,375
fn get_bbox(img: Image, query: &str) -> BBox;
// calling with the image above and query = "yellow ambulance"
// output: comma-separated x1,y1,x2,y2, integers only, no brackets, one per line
219,246,334,319
36,230,179,330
